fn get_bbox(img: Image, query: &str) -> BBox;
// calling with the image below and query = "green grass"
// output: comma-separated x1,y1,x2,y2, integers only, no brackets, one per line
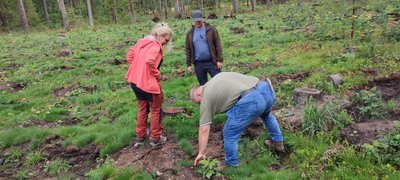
1,0,400,178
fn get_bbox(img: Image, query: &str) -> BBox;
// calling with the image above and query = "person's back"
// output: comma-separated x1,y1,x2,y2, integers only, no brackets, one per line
200,72,259,125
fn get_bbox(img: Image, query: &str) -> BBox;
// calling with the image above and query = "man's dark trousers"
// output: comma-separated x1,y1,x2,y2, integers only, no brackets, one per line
194,61,221,85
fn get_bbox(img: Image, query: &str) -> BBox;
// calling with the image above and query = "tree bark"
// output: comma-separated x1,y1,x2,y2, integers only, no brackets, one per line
174,0,182,18
129,0,137,24
111,0,117,23
17,0,29,31
266,0,272,8
251,0,255,11
233,0,238,14
164,0,168,19
58,0,69,31
42,0,51,27
158,0,162,18
67,0,73,8
86,0,93,26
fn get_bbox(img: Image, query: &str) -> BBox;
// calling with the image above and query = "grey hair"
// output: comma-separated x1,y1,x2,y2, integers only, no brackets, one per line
190,87,198,103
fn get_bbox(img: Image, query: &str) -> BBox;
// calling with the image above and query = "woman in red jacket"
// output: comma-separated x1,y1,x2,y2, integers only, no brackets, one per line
125,23,172,147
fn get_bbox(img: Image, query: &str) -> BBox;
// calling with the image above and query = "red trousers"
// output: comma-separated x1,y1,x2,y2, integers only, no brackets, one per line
135,91,164,141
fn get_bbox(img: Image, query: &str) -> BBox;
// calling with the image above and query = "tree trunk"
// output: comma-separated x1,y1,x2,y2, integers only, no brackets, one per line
266,0,272,8
158,0,162,18
351,0,355,39
247,0,249,7
17,0,29,31
200,0,203,10
58,0,69,31
129,0,137,24
233,0,238,14
111,0,117,23
86,0,93,26
67,0,73,8
251,0,256,11
139,0,145,14
174,0,182,18
279,0,285,4
215,0,219,9
164,0,168,19
42,0,51,27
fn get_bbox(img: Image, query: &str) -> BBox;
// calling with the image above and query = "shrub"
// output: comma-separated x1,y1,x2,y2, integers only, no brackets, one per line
364,129,400,167
197,158,222,179
353,87,397,119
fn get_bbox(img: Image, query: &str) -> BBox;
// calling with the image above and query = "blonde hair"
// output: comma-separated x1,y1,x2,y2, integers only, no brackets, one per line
150,22,172,38
150,22,173,49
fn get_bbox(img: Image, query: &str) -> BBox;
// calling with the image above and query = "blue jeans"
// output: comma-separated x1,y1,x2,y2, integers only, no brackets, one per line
194,61,221,85
223,81,283,167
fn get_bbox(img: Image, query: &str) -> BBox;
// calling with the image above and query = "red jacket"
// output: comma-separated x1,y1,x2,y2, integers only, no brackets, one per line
125,36,163,94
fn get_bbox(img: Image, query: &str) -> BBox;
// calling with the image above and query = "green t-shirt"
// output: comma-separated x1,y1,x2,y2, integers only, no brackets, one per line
199,72,259,126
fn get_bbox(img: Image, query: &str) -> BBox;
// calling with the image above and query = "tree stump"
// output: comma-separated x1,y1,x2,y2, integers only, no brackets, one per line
293,88,322,105
327,74,342,88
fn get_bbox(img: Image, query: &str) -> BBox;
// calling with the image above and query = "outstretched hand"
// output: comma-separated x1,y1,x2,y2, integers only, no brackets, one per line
194,153,206,166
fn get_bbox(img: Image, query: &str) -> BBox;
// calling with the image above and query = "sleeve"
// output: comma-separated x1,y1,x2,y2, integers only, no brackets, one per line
145,44,161,79
126,44,137,65
185,31,192,67
213,27,223,62
199,93,215,126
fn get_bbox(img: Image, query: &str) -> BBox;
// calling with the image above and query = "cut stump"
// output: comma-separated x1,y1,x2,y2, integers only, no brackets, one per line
293,88,322,105
327,74,342,88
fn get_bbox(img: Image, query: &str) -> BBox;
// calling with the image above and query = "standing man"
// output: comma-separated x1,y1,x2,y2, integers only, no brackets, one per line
190,72,284,167
186,10,224,85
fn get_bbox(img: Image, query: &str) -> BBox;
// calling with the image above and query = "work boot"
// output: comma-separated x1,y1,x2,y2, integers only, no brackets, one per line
149,135,168,147
264,140,285,152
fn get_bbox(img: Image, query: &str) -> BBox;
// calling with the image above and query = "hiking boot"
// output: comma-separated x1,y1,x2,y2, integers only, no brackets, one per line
133,138,145,147
264,140,285,152
217,161,234,170
149,135,168,147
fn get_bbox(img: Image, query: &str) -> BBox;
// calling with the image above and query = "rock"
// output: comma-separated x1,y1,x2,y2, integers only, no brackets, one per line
293,88,322,105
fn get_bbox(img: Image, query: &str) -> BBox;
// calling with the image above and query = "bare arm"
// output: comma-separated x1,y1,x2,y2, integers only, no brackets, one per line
194,124,210,165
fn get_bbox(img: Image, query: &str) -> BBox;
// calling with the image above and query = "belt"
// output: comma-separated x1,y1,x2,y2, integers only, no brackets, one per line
240,80,262,98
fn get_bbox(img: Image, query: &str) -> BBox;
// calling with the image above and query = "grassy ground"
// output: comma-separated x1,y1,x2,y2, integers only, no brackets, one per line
1,0,400,179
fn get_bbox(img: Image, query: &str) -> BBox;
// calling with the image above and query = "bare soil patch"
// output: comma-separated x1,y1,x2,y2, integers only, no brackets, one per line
273,71,310,83
19,118,81,128
341,120,395,147
0,82,24,93
113,134,203,179
108,58,125,65
53,84,97,98
230,27,245,34
0,135,100,179
42,135,100,177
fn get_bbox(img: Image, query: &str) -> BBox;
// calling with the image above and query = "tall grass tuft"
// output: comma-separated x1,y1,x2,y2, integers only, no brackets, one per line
302,99,353,136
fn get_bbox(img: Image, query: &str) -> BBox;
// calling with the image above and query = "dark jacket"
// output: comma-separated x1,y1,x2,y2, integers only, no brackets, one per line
185,23,223,67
